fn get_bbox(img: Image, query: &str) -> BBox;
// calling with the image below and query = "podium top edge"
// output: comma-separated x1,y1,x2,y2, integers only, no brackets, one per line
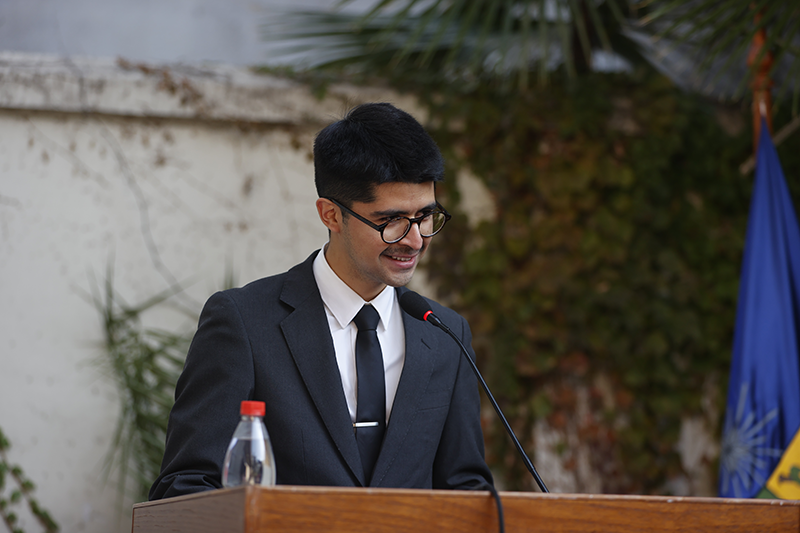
133,485,800,509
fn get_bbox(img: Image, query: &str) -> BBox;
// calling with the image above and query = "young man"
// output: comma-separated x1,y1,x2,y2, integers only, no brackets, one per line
149,103,493,500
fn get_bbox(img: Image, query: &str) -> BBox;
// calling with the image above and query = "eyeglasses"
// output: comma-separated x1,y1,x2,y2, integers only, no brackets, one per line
324,197,452,244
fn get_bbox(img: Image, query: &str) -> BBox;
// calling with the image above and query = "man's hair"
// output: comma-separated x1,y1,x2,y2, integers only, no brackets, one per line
313,103,445,206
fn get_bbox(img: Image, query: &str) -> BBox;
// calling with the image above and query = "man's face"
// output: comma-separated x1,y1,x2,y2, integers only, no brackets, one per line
323,181,437,301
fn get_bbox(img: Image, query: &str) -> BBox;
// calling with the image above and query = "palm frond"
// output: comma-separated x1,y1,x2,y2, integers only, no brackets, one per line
637,0,800,103
263,0,799,107
261,0,633,89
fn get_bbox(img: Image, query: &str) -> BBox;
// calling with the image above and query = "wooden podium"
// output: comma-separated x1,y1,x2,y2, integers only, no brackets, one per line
132,485,800,532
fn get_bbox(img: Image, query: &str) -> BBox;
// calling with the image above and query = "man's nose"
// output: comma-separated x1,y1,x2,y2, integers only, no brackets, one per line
398,221,424,249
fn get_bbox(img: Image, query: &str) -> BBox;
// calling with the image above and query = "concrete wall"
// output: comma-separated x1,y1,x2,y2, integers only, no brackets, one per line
0,51,423,532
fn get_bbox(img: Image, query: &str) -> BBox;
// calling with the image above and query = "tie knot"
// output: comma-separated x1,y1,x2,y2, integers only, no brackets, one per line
354,305,380,331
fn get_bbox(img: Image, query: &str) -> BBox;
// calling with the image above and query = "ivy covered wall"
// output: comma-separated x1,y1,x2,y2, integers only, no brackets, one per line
403,72,800,494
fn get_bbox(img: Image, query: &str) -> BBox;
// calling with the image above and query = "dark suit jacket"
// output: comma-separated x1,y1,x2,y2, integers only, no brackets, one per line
149,251,492,499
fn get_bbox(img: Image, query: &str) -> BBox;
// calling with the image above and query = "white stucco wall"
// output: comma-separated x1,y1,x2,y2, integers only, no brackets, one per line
0,52,422,532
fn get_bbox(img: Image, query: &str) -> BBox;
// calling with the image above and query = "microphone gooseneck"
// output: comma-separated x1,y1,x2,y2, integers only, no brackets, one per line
399,291,549,494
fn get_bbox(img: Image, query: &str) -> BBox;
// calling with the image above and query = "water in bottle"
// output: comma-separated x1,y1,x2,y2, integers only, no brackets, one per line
222,400,276,487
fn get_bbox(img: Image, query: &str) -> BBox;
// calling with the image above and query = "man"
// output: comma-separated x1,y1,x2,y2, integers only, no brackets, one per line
149,103,493,500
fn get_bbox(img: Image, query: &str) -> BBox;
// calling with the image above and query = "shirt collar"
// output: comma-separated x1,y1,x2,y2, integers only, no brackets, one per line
312,247,398,331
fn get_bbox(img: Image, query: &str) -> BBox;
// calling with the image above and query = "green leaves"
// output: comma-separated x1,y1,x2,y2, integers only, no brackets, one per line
418,70,777,492
264,0,632,89
82,265,194,504
0,426,59,533
639,0,800,107
269,0,799,118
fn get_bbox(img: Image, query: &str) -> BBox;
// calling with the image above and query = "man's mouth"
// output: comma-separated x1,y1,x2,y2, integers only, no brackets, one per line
382,248,421,268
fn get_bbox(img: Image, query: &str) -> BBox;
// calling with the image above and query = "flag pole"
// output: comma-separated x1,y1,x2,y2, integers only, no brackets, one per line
747,7,773,153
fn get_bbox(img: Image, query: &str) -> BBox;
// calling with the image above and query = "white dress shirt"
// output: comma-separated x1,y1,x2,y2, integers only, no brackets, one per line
312,247,406,424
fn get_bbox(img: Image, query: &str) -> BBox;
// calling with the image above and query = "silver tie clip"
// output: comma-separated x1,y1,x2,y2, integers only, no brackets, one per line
353,421,380,428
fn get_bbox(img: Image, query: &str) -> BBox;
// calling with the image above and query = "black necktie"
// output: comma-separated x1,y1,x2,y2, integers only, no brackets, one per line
353,304,386,484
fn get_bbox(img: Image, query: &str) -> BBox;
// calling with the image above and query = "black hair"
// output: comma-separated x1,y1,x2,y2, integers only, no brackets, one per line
313,103,445,206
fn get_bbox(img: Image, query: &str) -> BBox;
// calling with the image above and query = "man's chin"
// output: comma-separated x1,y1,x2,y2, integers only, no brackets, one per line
385,270,416,288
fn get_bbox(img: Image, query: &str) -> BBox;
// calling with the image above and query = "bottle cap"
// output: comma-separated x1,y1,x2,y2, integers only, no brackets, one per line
240,400,265,416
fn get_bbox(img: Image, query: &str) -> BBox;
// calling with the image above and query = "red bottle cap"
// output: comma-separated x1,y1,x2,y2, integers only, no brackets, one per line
240,400,265,416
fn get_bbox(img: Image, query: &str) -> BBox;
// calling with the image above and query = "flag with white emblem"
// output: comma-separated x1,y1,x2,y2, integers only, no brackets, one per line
719,119,800,499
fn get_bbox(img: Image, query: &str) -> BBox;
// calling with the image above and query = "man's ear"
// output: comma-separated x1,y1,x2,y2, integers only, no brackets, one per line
316,198,343,234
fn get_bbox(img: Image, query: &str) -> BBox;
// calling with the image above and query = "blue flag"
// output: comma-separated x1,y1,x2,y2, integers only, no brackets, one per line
718,120,800,499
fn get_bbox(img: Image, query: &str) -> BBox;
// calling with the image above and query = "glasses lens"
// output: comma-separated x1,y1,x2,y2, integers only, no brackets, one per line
420,212,446,237
382,219,411,243
381,212,447,243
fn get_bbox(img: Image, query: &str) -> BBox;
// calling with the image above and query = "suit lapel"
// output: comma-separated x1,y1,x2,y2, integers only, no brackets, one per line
279,253,365,485
371,287,439,486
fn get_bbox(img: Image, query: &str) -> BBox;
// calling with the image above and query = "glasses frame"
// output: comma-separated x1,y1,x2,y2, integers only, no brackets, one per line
324,197,452,244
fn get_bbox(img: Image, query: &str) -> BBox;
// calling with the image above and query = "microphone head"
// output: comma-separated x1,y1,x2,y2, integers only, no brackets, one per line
399,291,432,322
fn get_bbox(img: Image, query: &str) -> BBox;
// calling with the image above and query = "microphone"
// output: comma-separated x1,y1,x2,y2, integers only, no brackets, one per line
400,290,549,493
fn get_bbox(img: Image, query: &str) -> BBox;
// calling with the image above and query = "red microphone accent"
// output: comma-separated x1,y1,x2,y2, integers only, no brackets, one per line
423,310,433,322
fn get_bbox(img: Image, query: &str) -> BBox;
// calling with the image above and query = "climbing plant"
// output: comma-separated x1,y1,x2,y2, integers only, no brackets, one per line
85,267,193,504
401,70,800,492
0,426,58,533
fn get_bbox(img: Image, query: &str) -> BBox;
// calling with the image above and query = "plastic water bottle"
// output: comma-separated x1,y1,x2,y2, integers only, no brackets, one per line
222,400,276,487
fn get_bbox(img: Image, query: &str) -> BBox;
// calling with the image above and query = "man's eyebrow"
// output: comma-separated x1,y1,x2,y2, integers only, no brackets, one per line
370,202,438,218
